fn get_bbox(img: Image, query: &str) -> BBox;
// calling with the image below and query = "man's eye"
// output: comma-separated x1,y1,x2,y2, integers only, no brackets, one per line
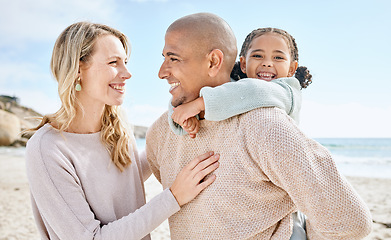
170,58,179,62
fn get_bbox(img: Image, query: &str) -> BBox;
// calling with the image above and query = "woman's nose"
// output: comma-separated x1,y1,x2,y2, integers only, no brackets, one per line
122,65,132,80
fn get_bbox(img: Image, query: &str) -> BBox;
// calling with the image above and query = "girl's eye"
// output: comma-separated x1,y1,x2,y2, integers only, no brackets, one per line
109,61,117,65
252,54,262,58
275,56,284,60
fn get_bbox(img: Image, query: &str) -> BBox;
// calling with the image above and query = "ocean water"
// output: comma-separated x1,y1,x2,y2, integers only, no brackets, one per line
3,138,390,179
315,138,391,179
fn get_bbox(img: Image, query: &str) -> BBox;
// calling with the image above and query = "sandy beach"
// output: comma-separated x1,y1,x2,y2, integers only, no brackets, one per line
1,150,390,240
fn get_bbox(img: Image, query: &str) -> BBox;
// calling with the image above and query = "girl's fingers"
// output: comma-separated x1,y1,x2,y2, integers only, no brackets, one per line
182,119,188,127
187,124,194,132
181,117,188,126
190,124,200,135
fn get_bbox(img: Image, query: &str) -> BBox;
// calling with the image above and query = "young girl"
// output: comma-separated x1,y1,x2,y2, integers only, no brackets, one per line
25,22,220,240
169,27,312,137
169,27,312,239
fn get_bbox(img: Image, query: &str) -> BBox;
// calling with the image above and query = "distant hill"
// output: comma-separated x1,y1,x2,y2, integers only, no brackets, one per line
0,95,148,147
133,125,148,139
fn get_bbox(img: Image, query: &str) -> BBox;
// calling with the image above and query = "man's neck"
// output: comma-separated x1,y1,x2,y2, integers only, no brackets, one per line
208,74,230,87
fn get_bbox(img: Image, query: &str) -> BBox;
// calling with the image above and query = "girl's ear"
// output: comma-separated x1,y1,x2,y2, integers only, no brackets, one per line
288,61,298,77
207,49,224,77
239,56,246,73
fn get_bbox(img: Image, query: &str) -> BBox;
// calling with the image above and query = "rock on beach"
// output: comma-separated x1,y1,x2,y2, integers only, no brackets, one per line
0,109,21,146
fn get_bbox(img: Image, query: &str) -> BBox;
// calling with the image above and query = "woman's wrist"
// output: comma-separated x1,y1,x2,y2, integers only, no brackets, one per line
169,187,182,207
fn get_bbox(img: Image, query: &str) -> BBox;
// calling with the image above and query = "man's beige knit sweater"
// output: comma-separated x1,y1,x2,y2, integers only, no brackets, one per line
146,107,372,239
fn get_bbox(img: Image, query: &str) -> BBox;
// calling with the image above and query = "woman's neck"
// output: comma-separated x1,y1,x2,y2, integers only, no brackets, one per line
66,105,105,134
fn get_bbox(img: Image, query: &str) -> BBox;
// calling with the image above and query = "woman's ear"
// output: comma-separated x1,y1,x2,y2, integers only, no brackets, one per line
78,61,83,75
288,61,298,77
207,49,224,77
239,56,246,73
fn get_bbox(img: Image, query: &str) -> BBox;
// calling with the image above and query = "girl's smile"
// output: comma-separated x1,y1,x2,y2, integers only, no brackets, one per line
256,71,277,81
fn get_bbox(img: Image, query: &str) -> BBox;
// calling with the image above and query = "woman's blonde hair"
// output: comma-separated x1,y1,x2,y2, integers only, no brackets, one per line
32,22,134,171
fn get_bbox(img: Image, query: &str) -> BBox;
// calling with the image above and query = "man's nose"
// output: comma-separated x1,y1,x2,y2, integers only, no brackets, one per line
158,61,169,79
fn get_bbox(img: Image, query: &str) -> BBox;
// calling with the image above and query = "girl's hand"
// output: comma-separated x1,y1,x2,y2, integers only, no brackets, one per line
172,97,205,126
170,151,219,206
183,117,200,138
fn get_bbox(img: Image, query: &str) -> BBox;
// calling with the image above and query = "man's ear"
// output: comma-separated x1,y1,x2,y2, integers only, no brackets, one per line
207,49,224,77
288,61,298,77
239,56,246,73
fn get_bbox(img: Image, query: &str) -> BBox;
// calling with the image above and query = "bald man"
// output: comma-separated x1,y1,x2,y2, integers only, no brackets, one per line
146,13,372,239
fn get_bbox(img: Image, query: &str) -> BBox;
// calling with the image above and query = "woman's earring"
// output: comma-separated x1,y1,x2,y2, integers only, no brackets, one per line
75,77,82,91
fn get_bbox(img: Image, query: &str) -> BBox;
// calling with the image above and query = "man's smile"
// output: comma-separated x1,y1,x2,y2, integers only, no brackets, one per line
169,82,180,93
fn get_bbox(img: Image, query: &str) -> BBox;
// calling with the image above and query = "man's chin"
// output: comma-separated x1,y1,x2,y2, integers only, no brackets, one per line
171,97,186,108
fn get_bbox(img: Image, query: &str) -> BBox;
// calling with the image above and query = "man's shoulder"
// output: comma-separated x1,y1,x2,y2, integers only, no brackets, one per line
237,107,297,135
155,110,169,124
238,107,299,140
146,110,169,137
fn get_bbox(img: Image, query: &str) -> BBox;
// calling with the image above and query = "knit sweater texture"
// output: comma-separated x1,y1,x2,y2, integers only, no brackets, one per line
26,124,180,240
168,77,301,135
147,107,372,239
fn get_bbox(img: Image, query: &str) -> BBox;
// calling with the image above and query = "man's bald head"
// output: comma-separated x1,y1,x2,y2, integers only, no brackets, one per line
167,13,237,73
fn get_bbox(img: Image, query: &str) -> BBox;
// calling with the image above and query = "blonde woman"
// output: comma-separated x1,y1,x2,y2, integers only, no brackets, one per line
25,22,220,240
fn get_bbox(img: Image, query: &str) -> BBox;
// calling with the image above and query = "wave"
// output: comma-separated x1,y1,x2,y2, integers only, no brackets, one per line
332,154,391,165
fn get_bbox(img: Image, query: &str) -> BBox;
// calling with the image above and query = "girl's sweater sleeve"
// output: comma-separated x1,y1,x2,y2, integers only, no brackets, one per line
167,77,302,136
200,77,302,122
26,132,180,240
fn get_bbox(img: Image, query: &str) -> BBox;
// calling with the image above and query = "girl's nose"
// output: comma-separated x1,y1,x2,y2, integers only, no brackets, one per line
262,61,272,68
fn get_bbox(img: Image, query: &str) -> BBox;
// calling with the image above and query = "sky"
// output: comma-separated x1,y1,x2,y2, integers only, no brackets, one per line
0,0,390,138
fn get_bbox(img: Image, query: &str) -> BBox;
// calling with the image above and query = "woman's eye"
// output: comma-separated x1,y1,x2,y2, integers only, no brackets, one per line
109,61,117,65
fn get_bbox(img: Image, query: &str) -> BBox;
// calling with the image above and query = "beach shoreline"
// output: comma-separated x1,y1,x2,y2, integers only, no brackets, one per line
1,152,390,240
